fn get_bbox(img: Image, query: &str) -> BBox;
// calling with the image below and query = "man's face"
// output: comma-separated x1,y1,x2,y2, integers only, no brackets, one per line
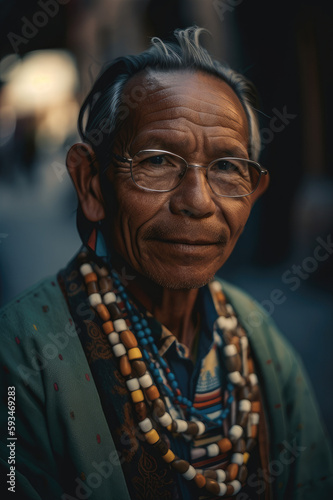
104,70,254,289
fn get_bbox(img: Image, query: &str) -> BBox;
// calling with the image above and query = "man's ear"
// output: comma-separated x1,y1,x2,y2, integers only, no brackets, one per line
251,170,270,204
66,143,106,222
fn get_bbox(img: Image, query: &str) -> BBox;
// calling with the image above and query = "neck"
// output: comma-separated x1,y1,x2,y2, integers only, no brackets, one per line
110,252,200,351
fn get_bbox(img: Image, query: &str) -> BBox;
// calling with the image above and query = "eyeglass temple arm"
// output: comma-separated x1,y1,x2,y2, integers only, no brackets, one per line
112,152,131,164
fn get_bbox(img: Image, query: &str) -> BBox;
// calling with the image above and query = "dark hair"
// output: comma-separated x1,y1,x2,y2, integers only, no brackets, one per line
78,26,261,171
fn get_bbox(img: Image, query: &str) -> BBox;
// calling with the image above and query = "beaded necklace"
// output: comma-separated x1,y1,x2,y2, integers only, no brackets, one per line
78,251,260,498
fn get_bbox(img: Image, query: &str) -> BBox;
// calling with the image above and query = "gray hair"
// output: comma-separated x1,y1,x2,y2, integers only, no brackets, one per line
78,26,261,170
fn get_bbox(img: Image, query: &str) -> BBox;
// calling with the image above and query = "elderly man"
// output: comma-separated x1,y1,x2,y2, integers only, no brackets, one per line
0,27,332,500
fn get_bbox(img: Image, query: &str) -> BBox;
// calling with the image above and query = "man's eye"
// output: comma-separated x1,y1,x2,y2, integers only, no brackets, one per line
215,160,238,172
148,155,166,165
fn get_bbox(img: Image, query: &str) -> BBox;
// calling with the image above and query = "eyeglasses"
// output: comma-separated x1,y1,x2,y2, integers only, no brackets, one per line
112,149,268,198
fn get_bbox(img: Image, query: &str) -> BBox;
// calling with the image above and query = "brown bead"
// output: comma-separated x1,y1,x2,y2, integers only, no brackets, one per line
246,437,257,452
185,421,198,435
170,421,178,433
153,438,169,455
251,401,261,413
132,360,146,377
77,252,88,265
236,326,246,337
203,470,217,479
250,385,260,401
237,411,248,428
120,330,138,348
96,304,110,322
217,437,232,454
194,474,206,488
134,402,147,421
226,484,234,496
238,386,251,400
238,464,248,483
153,398,166,418
233,438,246,453
119,354,131,377
225,355,242,373
99,277,112,294
226,463,239,481
94,264,109,277
171,459,189,474
87,281,99,295
107,303,122,320
223,330,233,343
145,385,160,401
205,478,220,495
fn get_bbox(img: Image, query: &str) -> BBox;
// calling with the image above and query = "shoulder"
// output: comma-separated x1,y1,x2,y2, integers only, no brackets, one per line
0,276,70,337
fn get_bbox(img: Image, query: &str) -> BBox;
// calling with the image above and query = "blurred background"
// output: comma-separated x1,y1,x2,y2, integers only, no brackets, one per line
0,0,332,439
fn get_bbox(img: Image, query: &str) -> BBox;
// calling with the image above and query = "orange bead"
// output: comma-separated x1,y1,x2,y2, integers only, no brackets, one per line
102,321,114,334
119,355,131,377
145,385,160,401
247,358,255,373
84,272,98,283
226,463,239,481
120,330,138,348
194,474,206,488
251,425,258,438
217,438,233,454
216,291,226,304
96,304,110,322
251,401,261,413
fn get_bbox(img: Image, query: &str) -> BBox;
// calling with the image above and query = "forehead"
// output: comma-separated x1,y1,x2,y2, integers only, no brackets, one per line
119,69,249,155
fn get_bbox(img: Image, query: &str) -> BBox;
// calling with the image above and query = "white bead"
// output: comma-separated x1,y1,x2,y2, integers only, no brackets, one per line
126,378,140,392
210,281,222,292
217,482,227,496
80,263,93,276
107,332,119,346
229,424,243,441
112,343,126,357
228,371,244,385
103,292,117,304
207,443,220,457
175,419,188,433
138,418,153,433
239,399,251,412
229,480,241,494
223,344,237,357
182,465,196,481
217,316,237,330
249,373,258,386
113,319,127,332
216,469,226,483
196,420,206,436
139,373,153,388
158,412,172,427
240,336,249,349
88,293,102,307
249,412,260,425
231,452,243,465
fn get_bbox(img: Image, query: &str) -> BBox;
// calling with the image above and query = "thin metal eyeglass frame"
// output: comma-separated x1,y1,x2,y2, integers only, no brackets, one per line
112,150,268,198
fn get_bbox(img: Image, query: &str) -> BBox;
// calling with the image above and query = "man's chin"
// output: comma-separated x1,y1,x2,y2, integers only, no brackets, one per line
142,266,216,290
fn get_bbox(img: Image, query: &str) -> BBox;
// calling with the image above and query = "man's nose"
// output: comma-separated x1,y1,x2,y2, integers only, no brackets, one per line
169,166,216,218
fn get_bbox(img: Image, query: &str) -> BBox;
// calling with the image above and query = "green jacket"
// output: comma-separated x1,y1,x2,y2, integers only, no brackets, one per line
0,274,332,499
